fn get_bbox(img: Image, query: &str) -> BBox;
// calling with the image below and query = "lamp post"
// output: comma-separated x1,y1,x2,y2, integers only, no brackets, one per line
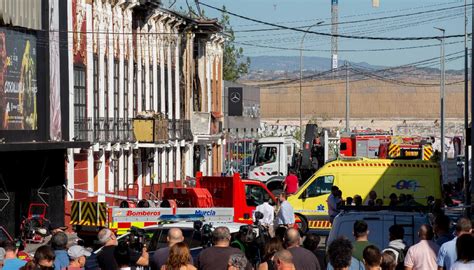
435,27,446,162
300,21,324,149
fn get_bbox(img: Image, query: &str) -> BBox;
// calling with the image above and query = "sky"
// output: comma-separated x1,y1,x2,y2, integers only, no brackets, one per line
169,0,470,69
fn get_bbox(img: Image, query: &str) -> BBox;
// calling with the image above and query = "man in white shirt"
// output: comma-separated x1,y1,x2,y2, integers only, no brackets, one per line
253,200,275,236
276,193,295,228
327,186,340,223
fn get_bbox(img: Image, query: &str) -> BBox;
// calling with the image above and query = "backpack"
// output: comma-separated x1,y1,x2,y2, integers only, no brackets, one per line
390,246,408,270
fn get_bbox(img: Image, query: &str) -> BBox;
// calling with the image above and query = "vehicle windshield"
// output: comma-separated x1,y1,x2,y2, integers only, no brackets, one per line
252,144,278,165
245,184,273,206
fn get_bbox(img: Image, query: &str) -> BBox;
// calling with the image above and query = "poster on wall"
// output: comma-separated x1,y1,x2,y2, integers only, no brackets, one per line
0,29,38,130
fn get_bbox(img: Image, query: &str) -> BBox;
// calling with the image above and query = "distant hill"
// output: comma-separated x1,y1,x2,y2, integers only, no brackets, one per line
248,55,383,71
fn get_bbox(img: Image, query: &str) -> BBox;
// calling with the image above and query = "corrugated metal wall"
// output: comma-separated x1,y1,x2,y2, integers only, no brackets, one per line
0,0,42,30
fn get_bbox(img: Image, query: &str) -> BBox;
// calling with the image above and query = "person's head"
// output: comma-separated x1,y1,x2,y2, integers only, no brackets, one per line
389,224,404,241
353,195,362,206
167,228,184,246
418,224,434,241
114,242,131,268
3,241,17,259
335,189,342,198
264,237,284,260
456,234,474,263
398,194,406,203
67,245,91,268
51,231,68,251
381,251,397,270
166,242,192,269
375,199,383,207
353,220,369,240
284,228,300,248
34,245,55,269
331,186,339,195
303,234,320,252
327,237,353,270
434,214,451,235
389,193,398,202
273,249,294,269
279,192,288,202
369,190,377,200
455,217,472,236
346,197,353,205
98,228,117,246
212,226,231,246
227,253,248,270
363,245,382,269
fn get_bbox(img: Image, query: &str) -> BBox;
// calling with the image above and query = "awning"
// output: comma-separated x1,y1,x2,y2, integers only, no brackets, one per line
0,141,90,152
0,0,42,30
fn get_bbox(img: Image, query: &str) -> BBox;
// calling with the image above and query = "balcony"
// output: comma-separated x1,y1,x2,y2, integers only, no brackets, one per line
119,119,134,142
182,120,193,141
168,120,176,141
133,113,168,143
74,118,93,142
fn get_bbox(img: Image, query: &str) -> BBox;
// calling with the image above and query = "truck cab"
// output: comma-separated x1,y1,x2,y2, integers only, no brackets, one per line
248,137,297,193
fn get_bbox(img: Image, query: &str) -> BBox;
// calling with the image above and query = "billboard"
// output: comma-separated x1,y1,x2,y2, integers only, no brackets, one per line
0,29,37,130
228,87,243,116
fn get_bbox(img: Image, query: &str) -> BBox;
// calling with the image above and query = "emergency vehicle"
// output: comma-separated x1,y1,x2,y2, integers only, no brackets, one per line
287,158,442,233
71,172,281,236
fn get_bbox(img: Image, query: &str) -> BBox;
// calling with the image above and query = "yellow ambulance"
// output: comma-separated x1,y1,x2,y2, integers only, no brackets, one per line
287,158,442,232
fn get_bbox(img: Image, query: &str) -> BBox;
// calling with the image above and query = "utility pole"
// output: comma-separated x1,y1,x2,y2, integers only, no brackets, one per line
435,27,446,162
469,0,474,218
345,62,350,132
464,0,471,217
331,0,339,69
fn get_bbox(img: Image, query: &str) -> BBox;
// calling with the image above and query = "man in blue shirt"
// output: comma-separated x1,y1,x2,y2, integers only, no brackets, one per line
276,193,295,227
51,232,69,270
3,242,26,270
437,217,472,270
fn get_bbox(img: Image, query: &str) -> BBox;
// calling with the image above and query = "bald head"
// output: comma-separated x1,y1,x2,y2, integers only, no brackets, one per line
418,224,434,240
274,249,293,264
167,228,184,245
285,228,301,247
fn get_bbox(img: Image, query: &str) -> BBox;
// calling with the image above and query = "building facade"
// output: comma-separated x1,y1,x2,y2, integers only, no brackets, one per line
66,0,224,213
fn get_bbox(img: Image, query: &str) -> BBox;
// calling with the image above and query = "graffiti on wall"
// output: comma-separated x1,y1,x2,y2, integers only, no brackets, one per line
0,29,37,130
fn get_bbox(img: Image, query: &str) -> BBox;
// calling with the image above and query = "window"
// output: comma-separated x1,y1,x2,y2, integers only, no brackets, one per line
149,65,154,111
253,145,277,165
245,184,271,207
133,64,137,116
104,59,109,121
340,142,347,151
73,66,86,138
141,65,145,111
306,175,334,198
124,61,129,121
93,56,99,125
113,61,119,121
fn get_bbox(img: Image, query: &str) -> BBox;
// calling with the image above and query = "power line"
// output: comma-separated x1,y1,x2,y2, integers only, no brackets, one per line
197,1,466,41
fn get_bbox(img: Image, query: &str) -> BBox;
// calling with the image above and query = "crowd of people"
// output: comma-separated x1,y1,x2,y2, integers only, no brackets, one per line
0,215,473,270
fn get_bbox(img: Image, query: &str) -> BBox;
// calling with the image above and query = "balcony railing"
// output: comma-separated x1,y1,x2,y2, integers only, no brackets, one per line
168,120,176,141
74,118,93,142
92,117,135,144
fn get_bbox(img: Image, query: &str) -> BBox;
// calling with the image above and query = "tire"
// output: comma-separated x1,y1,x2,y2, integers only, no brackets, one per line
295,213,308,233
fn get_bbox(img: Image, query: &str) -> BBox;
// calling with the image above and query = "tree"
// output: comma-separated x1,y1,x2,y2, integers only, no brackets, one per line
220,6,250,82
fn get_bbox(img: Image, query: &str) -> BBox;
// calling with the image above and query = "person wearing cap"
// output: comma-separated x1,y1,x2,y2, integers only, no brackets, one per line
3,242,26,270
67,245,90,270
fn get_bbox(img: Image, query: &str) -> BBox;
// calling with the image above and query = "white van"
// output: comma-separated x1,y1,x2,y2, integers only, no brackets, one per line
327,210,431,249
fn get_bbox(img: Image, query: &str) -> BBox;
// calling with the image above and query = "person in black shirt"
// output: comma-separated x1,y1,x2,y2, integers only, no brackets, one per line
96,228,148,270
284,228,320,270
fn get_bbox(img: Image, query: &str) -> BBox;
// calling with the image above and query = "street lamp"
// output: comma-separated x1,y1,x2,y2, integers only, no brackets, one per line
300,21,324,149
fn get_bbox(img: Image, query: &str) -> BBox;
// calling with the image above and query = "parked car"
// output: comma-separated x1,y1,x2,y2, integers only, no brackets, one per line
327,210,430,249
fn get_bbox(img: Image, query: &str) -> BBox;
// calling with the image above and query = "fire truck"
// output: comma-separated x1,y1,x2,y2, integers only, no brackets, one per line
70,172,297,237
339,130,434,161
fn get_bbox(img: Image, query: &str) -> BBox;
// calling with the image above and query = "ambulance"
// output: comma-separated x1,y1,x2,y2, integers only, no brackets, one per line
287,157,442,233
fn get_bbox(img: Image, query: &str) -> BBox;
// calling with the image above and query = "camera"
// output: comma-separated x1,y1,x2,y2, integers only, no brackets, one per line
128,226,146,251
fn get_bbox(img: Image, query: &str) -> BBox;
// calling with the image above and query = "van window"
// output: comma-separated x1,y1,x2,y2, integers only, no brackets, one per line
340,142,347,151
245,184,271,206
306,175,334,198
254,145,277,165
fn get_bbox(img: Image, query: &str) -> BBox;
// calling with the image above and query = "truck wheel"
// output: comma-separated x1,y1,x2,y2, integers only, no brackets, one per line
295,213,308,233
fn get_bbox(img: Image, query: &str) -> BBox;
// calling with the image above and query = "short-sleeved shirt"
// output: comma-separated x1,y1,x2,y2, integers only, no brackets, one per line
437,237,458,270
352,241,374,262
435,233,454,247
276,201,295,225
3,258,27,270
196,246,250,270
54,250,70,270
327,257,364,270
253,202,274,226
404,240,439,270
284,174,298,194
287,246,320,270
327,194,339,217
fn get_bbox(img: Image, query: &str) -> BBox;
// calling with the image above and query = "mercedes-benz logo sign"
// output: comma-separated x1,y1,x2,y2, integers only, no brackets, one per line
230,92,241,103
